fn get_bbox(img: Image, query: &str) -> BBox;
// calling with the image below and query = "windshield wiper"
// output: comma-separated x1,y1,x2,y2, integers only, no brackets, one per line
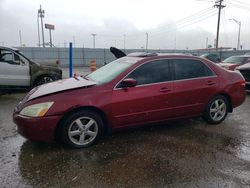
81,75,89,80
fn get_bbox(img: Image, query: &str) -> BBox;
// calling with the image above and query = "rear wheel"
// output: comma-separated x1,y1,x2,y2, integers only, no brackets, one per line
203,95,229,124
60,110,104,148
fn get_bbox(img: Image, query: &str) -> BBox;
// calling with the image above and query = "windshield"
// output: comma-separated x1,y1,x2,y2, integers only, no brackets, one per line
200,54,208,57
86,57,140,84
223,56,246,64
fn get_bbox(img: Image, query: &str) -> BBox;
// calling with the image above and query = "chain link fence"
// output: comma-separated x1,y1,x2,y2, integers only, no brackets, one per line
17,47,249,67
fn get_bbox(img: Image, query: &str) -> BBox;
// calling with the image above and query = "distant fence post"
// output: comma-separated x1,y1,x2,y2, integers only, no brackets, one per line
31,47,35,60
69,42,73,77
82,47,85,66
104,49,106,65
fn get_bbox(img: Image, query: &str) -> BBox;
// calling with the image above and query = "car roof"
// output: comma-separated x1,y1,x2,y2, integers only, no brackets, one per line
127,52,195,59
119,53,210,65
201,53,218,56
0,46,19,52
227,55,250,58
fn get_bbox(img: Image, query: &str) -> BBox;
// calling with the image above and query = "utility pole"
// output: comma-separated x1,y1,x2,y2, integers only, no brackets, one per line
19,30,22,47
238,21,241,50
214,0,226,50
37,11,40,47
91,34,97,48
206,37,208,48
146,32,148,51
38,5,45,48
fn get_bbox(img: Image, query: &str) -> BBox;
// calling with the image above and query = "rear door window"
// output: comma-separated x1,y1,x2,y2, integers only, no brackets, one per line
172,59,215,80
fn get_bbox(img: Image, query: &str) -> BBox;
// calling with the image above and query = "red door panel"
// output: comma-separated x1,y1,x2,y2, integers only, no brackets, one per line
111,82,175,128
172,76,219,117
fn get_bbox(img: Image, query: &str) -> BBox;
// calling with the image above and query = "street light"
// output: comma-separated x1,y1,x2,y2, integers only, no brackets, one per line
229,18,241,50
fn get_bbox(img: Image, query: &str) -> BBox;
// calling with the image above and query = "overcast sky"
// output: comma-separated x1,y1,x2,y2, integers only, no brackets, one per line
1,0,250,49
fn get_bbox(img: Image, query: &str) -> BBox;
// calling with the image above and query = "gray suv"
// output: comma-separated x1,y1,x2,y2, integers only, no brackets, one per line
0,47,62,92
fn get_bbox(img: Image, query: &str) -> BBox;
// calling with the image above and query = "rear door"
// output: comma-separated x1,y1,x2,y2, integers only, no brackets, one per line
170,58,219,117
111,59,176,127
0,49,30,86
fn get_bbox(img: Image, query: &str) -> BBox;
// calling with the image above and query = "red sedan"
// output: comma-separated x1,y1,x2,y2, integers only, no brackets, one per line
13,53,246,148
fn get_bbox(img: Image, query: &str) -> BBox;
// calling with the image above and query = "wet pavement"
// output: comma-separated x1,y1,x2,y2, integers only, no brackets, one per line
1,92,250,187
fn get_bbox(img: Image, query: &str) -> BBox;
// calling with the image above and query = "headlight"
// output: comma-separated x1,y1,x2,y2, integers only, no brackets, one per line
20,102,54,117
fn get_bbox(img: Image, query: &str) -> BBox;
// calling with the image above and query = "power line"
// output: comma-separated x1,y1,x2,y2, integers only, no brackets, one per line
230,0,250,7
178,12,218,29
149,9,217,37
87,6,220,49
125,6,215,38
92,6,216,41
227,2,250,11
172,7,215,24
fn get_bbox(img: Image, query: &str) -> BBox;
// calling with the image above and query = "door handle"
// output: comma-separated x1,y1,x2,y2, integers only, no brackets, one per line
159,87,171,93
206,81,216,86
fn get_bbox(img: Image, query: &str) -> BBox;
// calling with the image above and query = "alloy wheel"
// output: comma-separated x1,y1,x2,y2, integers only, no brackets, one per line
209,99,227,122
68,117,98,146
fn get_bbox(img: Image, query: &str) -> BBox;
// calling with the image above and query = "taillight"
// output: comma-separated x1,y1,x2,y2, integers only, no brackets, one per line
239,80,246,86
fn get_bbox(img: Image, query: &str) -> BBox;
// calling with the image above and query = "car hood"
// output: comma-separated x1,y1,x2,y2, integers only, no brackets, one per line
26,77,97,101
37,63,61,72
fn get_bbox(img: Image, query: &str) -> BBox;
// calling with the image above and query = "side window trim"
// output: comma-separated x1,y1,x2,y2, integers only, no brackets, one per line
13,51,30,65
114,58,173,90
0,49,30,66
1,51,15,64
0,49,22,65
171,58,216,81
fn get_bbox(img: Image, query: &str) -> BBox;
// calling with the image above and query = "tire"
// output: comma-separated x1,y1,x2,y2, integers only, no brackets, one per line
60,110,104,148
203,95,229,124
34,75,56,86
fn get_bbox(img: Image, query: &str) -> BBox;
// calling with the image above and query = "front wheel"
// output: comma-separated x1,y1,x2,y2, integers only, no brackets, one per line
60,110,104,148
203,95,229,124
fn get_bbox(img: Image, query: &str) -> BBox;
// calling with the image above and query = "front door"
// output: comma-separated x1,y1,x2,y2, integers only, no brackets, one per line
0,49,30,86
111,59,175,128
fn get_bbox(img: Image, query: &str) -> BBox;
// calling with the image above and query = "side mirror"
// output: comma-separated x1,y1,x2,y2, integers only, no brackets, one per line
120,78,137,88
